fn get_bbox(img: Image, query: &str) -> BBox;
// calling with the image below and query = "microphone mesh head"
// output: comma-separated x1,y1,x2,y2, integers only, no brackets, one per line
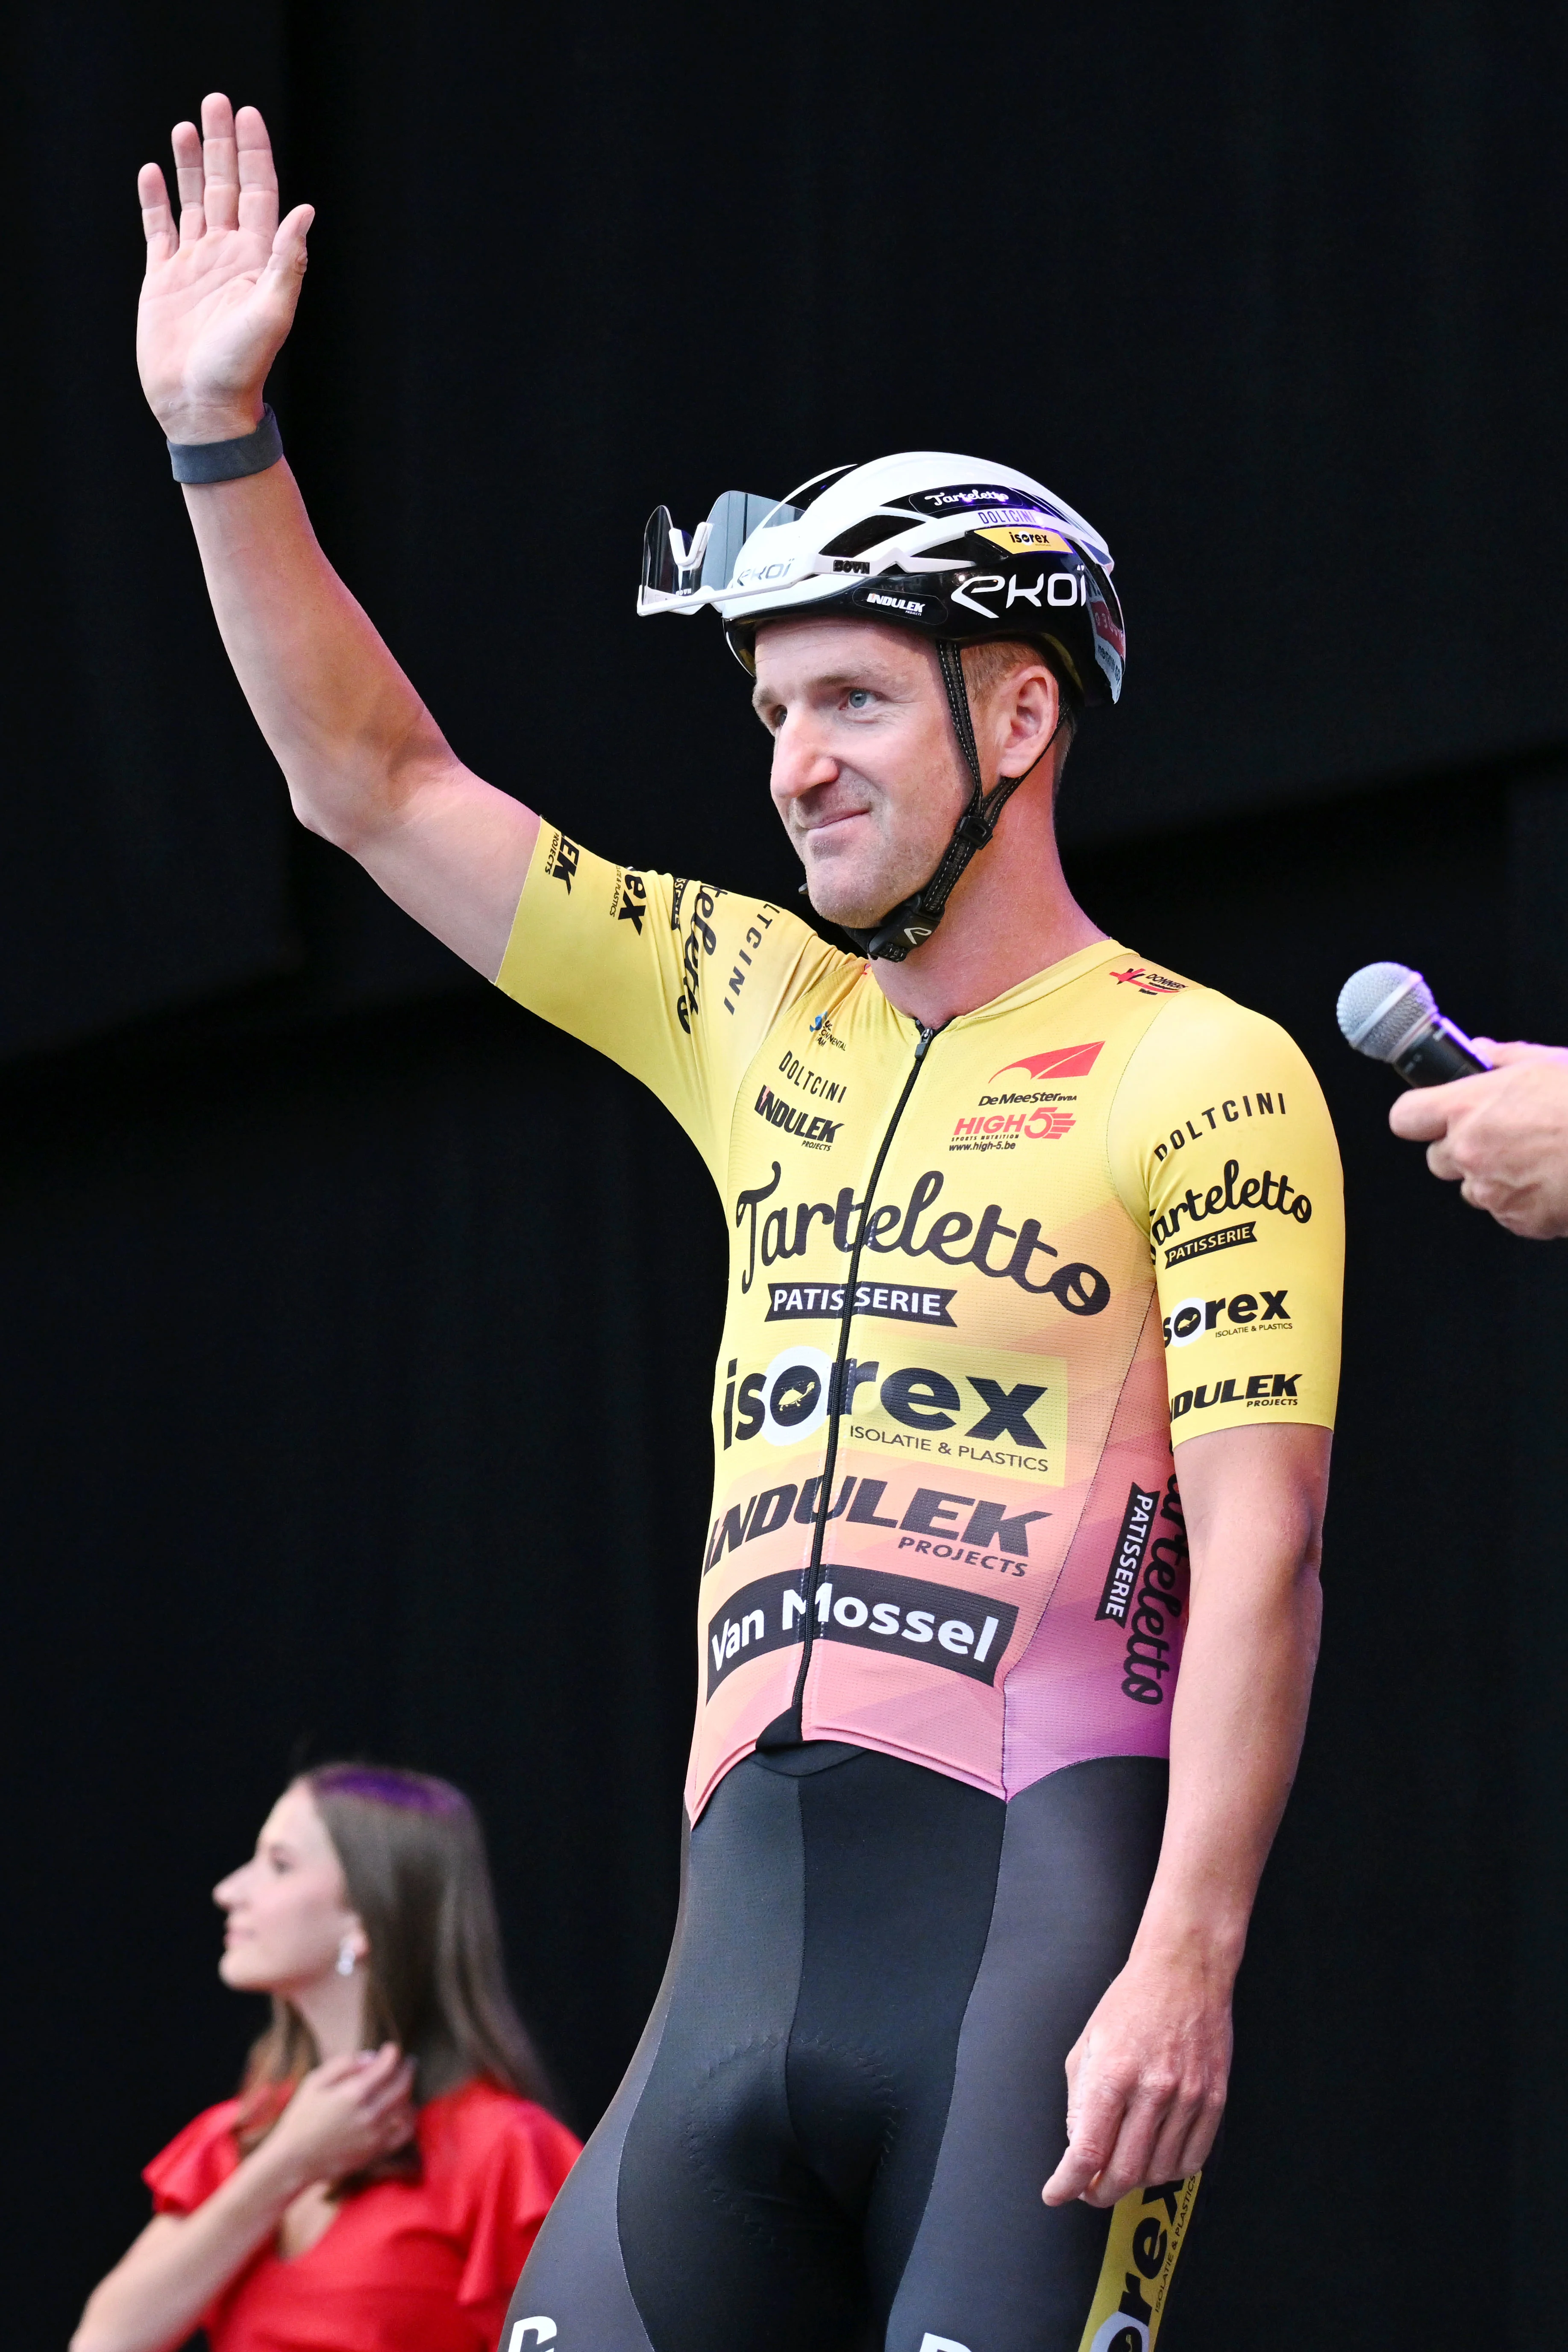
1336,962,1436,1060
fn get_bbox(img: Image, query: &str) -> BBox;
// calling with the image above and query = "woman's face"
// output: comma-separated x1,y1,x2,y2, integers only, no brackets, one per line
214,1782,363,1996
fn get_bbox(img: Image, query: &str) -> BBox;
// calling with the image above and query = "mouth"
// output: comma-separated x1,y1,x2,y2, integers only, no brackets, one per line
800,807,875,851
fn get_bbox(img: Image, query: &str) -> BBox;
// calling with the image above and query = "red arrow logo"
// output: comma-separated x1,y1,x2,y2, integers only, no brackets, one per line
990,1041,1104,1082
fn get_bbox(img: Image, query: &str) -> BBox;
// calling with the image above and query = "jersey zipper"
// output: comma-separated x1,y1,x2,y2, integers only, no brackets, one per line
773,1019,938,1739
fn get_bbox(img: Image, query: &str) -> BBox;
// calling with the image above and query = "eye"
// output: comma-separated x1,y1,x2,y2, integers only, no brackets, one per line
846,688,872,711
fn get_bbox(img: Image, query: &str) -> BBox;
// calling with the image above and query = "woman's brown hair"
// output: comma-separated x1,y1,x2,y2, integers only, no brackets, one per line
236,1763,555,2179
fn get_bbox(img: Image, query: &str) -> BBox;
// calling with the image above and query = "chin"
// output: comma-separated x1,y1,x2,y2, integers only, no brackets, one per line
218,1948,271,1993
804,861,905,931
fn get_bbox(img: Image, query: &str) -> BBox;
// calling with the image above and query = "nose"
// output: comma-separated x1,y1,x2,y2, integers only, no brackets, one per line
769,710,840,809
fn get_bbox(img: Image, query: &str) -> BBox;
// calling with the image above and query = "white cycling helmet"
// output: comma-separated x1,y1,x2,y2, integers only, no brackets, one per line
637,452,1125,960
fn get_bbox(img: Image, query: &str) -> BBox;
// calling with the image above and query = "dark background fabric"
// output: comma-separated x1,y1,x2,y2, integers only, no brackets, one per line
3,5,1564,2346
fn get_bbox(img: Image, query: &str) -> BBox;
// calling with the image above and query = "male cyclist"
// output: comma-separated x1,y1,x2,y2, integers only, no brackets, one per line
136,96,1342,2352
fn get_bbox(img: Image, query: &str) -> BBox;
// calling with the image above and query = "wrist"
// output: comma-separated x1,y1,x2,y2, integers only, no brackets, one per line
156,393,266,446
242,2128,317,2207
1127,1907,1247,1989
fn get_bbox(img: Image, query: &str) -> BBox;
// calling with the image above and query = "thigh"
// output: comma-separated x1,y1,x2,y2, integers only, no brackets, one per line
506,1755,872,2352
883,1758,1201,2352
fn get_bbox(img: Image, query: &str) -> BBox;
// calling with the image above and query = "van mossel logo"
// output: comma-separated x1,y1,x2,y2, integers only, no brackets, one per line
705,1562,1019,1695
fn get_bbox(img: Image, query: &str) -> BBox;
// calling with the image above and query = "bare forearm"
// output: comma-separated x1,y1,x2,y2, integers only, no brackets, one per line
1135,1479,1322,1976
183,462,449,847
72,2146,304,2352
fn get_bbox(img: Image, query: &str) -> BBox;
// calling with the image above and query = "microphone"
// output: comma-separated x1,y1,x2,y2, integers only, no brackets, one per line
1336,962,1495,1086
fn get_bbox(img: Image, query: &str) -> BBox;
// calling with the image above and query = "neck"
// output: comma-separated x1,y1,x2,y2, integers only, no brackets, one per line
868,779,1106,1028
291,1969,369,2061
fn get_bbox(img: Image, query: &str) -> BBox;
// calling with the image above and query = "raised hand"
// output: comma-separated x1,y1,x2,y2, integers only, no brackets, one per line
137,93,313,445
264,2046,417,2188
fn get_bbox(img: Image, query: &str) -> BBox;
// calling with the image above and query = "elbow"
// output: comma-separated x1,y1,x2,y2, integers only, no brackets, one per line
290,792,361,855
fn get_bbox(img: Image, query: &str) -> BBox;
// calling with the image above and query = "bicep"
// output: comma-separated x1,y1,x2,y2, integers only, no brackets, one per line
350,759,540,981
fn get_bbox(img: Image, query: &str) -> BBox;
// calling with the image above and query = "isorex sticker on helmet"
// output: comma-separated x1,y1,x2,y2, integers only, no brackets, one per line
976,526,1073,554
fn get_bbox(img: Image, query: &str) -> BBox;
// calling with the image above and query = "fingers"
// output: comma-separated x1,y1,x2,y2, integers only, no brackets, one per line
138,162,176,264
199,92,240,232
1388,1087,1454,1141
261,203,315,290
352,2041,404,2088
171,119,205,245
1170,2091,1224,2181
1042,2073,1126,2206
235,104,279,242
363,2055,415,2109
1143,2086,1219,2190
1477,1038,1565,1066
314,2050,373,2085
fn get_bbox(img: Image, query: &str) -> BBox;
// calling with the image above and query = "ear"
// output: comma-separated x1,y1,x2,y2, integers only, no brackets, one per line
996,663,1062,777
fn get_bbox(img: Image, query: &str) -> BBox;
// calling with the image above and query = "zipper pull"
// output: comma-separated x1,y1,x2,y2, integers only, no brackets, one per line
915,1023,936,1060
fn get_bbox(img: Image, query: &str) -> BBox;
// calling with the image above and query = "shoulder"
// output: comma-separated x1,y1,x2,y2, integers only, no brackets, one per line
1114,972,1332,1112
142,2099,242,2211
1139,972,1306,1055
419,2080,581,2190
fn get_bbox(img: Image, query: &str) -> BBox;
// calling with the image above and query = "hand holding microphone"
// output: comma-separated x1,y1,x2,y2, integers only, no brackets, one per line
1338,961,1568,1238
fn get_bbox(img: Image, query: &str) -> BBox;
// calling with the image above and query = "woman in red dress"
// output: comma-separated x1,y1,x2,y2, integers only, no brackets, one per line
73,1764,580,2352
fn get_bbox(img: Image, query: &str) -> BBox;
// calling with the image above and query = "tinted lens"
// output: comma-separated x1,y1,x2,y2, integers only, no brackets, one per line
699,490,799,592
642,491,803,602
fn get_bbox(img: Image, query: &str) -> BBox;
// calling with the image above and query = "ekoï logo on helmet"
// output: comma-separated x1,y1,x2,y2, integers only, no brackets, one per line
705,1563,1019,1695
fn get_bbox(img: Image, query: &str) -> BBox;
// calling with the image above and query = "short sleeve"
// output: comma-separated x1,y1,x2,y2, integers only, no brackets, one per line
495,823,849,1186
142,2100,242,2214
1107,988,1344,1441
452,2103,581,2339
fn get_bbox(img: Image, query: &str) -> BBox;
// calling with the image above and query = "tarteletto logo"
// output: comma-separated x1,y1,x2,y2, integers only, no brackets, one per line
990,1042,1104,1083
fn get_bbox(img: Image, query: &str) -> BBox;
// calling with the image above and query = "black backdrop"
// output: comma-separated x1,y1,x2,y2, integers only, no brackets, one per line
4,6,1566,2347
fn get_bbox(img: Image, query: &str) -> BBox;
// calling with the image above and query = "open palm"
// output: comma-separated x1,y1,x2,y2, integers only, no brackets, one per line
137,93,313,443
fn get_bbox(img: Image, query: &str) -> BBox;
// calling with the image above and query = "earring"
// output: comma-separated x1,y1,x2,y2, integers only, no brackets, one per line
336,1935,357,1978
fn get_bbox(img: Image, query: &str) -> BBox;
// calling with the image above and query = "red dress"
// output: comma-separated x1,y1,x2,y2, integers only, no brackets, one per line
143,2078,580,2352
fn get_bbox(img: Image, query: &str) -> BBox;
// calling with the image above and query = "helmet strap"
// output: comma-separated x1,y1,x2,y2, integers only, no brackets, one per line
838,639,1060,964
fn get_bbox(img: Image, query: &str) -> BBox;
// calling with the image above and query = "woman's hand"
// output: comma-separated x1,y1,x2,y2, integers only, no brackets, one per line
263,2045,417,2192
136,93,312,444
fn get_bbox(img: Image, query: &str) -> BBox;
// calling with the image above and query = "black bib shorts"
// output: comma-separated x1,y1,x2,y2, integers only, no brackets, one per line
504,1744,1200,2352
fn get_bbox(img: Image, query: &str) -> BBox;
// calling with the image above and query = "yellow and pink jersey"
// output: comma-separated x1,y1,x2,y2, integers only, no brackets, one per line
499,828,1343,1821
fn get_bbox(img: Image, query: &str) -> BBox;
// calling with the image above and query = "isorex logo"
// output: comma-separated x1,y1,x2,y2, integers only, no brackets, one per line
507,2323,556,2349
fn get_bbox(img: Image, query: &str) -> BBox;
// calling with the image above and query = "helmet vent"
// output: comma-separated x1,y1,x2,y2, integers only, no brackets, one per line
819,512,923,558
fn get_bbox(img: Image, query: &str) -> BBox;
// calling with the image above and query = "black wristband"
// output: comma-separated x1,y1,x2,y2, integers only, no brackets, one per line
167,404,284,484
